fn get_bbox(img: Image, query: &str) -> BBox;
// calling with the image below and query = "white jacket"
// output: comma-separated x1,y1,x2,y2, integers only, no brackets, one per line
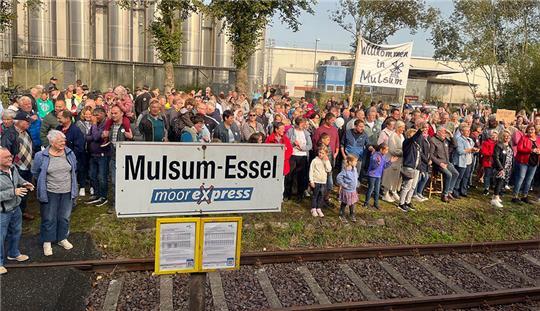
309,157,332,184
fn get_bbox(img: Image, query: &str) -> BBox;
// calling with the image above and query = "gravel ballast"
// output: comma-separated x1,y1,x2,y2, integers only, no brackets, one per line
221,266,270,311
305,261,366,303
347,258,412,299
264,263,317,307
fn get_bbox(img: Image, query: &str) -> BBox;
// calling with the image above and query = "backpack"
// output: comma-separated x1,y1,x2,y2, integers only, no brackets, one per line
170,112,194,142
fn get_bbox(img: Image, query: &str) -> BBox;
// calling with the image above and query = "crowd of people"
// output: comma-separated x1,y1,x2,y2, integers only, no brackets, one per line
0,75,539,274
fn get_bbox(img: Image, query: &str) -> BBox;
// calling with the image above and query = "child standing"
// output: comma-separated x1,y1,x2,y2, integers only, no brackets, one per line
336,155,359,223
317,133,334,206
309,147,332,217
365,143,397,209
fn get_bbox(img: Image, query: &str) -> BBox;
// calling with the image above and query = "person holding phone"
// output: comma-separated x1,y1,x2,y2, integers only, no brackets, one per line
0,146,33,274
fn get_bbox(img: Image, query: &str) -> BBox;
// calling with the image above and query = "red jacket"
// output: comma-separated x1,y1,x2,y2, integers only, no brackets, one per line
265,133,293,175
515,135,539,165
480,139,496,168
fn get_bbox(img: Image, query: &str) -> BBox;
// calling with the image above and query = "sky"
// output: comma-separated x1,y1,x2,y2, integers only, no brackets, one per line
266,0,455,57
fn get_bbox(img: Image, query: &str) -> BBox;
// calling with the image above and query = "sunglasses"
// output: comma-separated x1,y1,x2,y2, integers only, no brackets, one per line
249,114,256,117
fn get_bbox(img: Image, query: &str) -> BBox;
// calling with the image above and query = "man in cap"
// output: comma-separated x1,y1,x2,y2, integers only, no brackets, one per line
44,76,58,93
134,85,152,117
1,111,35,219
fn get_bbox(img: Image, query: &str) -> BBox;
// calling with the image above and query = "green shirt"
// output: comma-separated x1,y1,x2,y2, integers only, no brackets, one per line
37,99,54,118
150,116,165,142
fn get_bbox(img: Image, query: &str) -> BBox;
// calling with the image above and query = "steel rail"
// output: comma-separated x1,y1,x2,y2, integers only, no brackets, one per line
278,287,540,311
6,239,540,272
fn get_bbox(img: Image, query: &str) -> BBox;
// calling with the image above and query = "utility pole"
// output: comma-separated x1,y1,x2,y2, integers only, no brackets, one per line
89,0,94,89
348,33,362,107
313,38,319,90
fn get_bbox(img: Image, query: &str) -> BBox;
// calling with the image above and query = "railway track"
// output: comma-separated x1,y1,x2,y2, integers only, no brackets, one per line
7,239,540,310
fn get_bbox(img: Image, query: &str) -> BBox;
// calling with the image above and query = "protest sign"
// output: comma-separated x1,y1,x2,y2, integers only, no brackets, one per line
495,109,516,124
354,38,413,89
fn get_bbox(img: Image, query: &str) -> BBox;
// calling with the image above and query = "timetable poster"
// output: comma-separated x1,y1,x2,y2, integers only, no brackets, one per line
159,222,197,272
201,221,238,270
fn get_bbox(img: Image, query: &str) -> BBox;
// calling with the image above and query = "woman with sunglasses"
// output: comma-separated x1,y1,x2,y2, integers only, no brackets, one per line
241,109,265,142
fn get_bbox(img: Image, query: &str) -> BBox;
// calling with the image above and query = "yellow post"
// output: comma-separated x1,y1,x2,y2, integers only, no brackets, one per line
348,33,363,107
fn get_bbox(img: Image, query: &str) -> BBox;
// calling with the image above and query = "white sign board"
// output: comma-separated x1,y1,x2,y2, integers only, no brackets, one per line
201,221,239,270
158,222,197,272
354,38,413,89
115,142,284,217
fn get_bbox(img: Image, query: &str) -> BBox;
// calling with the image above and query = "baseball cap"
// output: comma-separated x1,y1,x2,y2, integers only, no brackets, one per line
14,111,32,122
50,76,58,81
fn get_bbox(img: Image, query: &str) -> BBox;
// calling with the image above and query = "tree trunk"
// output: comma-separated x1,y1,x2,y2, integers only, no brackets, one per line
235,66,248,95
164,61,174,94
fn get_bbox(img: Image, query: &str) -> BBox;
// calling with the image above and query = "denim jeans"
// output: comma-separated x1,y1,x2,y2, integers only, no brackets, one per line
110,158,116,205
483,167,494,190
17,169,32,213
77,156,89,188
365,176,381,208
0,207,22,266
513,163,538,196
311,183,326,209
453,164,472,196
40,192,72,243
89,155,110,198
414,171,430,197
438,163,459,196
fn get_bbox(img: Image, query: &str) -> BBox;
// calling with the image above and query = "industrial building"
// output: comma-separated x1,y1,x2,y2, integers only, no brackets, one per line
0,0,265,93
265,45,488,104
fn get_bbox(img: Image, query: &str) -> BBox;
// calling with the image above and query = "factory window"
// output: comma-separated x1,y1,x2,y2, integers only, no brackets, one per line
326,85,335,92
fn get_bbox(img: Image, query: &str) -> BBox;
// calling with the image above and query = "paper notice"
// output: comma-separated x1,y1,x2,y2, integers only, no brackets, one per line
159,222,197,272
201,221,238,269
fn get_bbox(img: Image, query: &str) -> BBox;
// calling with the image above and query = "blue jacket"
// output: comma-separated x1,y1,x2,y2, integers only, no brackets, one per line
341,128,368,159
29,117,42,151
368,151,392,178
57,124,86,163
452,134,471,168
336,167,359,192
402,129,423,169
32,147,78,203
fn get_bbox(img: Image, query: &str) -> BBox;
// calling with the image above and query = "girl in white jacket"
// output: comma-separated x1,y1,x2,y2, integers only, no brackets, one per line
309,147,332,217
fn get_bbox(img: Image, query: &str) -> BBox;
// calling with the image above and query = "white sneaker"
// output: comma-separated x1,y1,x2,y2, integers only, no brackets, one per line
58,239,73,250
90,187,95,195
491,199,503,208
391,191,400,201
0,266,6,274
382,192,395,203
419,195,429,202
43,242,53,256
311,209,318,217
496,197,502,203
79,188,86,196
412,195,422,202
316,208,325,217
304,190,311,197
504,185,511,190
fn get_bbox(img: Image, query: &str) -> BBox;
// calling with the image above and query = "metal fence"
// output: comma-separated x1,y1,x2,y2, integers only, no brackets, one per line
11,56,236,93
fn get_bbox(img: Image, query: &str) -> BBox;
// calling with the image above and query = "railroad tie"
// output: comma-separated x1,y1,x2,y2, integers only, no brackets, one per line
489,255,538,286
297,266,331,305
255,268,282,309
522,254,540,268
338,263,379,301
378,260,424,297
208,272,229,311
414,258,467,294
455,258,504,290
102,277,124,311
159,275,174,311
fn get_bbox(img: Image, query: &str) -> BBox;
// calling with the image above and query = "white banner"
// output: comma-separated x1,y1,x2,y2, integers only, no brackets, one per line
354,38,413,89
115,142,284,217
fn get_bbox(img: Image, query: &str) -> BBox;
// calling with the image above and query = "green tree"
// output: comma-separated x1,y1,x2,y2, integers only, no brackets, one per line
502,44,540,111
206,0,315,94
118,0,197,93
330,0,438,46
430,0,540,106
0,0,42,32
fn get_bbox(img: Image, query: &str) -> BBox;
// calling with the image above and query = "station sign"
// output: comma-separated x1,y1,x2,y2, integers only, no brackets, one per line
115,142,284,217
